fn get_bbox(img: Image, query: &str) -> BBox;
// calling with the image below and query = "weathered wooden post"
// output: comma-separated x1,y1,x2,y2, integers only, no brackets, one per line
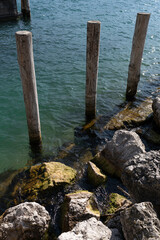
86,20,101,119
21,0,31,18
126,13,150,100
15,31,42,147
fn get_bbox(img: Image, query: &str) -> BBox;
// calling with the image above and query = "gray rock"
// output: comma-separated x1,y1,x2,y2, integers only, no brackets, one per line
103,130,145,171
61,191,100,232
107,215,124,240
152,96,160,128
0,202,50,240
58,217,112,240
122,150,160,207
110,228,124,240
120,202,160,240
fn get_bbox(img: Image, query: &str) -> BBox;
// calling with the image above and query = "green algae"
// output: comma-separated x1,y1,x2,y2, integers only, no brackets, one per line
8,162,77,204
87,161,107,187
105,98,153,130
91,152,121,178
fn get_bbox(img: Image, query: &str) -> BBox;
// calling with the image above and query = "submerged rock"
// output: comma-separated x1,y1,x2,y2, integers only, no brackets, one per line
102,130,145,172
0,202,50,240
8,162,77,204
122,150,160,208
105,98,153,130
120,202,160,240
61,191,100,232
87,161,107,187
58,217,112,240
152,96,160,129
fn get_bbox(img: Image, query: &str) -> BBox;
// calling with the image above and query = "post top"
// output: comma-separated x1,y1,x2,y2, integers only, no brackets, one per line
137,12,151,16
87,20,101,24
15,31,32,36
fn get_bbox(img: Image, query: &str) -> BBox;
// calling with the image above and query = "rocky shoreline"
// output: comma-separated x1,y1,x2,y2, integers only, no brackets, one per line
0,94,160,239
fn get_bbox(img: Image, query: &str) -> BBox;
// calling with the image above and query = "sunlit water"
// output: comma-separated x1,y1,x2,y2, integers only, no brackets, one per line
0,0,160,172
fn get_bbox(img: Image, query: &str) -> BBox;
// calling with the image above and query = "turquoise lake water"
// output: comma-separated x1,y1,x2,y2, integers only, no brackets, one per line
0,0,160,172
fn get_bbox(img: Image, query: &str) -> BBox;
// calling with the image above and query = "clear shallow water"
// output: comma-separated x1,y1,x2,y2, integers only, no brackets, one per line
0,0,160,172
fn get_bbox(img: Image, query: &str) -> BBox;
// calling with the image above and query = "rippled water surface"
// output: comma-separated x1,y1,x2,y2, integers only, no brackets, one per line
0,0,160,172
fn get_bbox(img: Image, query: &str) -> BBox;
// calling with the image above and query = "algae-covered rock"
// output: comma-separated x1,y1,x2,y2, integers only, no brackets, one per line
9,162,77,203
61,190,100,232
92,152,121,178
87,161,107,187
105,98,153,130
105,193,131,222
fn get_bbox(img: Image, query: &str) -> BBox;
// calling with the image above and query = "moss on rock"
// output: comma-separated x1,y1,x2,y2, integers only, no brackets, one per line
87,161,107,187
91,152,121,178
9,162,77,203
105,193,131,222
105,98,153,130
61,190,100,232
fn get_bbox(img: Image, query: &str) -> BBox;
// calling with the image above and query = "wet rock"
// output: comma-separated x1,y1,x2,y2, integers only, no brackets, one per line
87,161,107,187
54,143,76,160
122,150,160,208
152,96,160,129
8,162,77,203
120,202,160,240
105,98,153,130
58,217,112,240
61,191,100,232
0,202,50,240
102,130,145,172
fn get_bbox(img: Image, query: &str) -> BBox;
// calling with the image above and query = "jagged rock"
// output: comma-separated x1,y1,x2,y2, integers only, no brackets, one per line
122,150,160,208
61,191,100,232
87,161,107,187
105,98,153,130
58,217,112,240
0,202,50,240
120,202,160,240
7,162,76,204
152,96,160,129
102,130,145,172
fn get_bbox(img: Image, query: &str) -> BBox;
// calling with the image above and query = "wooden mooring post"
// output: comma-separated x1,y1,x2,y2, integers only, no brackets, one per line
126,13,150,100
15,31,42,147
21,0,31,18
86,20,101,119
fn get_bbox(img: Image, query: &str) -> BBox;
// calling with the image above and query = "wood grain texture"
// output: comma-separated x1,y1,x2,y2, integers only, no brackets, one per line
21,0,30,17
86,21,101,119
126,13,150,100
15,31,41,144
